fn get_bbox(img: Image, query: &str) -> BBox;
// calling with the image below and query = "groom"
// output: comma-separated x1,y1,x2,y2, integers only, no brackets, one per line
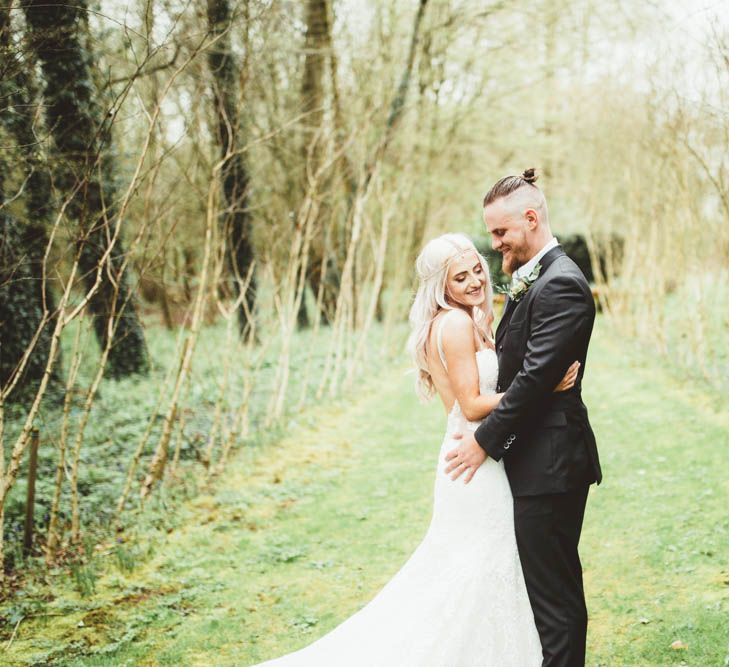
445,170,602,667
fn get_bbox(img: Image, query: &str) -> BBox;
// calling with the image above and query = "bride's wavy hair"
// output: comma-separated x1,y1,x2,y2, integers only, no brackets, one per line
407,233,494,402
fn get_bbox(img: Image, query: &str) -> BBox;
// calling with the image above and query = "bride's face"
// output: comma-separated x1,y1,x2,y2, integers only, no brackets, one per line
445,250,487,308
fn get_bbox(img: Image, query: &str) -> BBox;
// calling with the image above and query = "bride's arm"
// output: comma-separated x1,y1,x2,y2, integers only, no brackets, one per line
440,311,503,421
441,311,581,422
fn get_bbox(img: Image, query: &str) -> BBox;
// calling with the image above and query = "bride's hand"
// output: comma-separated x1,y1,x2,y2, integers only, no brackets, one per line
553,361,580,392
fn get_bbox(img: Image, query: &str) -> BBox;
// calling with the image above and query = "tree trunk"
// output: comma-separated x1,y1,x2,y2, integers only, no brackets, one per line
23,0,149,378
0,218,51,397
301,0,328,168
207,0,256,338
0,5,60,398
304,0,429,323
298,0,343,327
364,0,429,191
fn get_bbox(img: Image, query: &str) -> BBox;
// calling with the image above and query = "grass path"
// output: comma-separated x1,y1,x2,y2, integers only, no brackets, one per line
4,321,729,666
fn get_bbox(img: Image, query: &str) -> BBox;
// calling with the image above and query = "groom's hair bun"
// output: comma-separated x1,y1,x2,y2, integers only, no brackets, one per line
522,168,538,184
483,167,540,207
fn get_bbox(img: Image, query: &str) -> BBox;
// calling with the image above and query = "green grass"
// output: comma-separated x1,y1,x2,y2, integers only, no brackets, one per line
1,318,728,666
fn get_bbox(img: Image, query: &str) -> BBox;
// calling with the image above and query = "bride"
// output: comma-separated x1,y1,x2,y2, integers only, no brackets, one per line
253,233,579,666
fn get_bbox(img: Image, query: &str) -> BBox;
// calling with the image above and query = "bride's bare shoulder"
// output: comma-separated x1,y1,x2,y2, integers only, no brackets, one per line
438,308,472,329
438,309,476,348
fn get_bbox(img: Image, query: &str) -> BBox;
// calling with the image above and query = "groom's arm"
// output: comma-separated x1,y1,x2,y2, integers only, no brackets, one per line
474,273,594,461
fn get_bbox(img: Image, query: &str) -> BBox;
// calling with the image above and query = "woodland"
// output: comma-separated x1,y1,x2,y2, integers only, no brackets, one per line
0,0,728,663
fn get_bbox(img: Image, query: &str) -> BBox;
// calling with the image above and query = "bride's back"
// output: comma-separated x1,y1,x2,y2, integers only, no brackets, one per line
426,309,491,416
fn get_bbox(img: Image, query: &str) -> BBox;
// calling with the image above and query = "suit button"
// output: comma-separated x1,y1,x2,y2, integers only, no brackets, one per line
499,345,503,351
504,443,510,450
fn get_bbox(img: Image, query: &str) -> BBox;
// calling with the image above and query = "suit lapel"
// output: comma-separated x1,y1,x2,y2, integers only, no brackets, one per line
495,296,516,348
494,245,566,349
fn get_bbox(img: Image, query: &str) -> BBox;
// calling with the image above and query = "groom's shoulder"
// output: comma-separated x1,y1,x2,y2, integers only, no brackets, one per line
534,255,592,303
548,252,589,286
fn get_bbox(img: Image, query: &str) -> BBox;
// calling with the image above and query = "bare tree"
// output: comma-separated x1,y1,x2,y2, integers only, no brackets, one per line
298,0,338,325
0,4,60,398
207,0,256,337
23,0,150,378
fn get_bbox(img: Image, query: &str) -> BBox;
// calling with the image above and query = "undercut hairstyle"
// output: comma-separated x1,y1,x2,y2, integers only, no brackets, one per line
482,168,539,207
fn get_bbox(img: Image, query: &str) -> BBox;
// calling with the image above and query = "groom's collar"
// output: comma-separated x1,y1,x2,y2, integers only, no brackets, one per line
512,237,559,282
535,244,565,274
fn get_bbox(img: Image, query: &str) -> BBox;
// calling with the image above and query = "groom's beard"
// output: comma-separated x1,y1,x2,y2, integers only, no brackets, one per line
501,251,523,277
499,232,530,276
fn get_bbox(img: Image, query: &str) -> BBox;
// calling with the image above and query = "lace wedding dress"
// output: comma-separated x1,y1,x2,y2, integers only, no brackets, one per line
254,316,542,666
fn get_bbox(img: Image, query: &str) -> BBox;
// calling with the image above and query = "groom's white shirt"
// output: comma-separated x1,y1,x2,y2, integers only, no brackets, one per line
512,236,558,284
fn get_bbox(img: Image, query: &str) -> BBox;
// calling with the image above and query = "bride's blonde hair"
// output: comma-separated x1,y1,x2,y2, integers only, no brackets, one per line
407,233,494,402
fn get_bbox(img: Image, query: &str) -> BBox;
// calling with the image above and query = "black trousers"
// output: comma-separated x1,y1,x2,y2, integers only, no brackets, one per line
514,485,590,667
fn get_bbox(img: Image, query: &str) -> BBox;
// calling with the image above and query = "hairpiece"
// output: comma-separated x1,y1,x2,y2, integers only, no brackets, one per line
420,242,477,281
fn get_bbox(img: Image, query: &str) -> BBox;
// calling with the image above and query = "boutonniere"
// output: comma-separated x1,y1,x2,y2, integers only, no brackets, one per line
497,263,542,302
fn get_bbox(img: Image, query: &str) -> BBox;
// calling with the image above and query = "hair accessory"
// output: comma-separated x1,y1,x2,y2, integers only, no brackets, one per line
420,242,478,281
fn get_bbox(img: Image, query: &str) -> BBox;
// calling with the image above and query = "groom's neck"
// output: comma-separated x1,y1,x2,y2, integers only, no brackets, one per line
524,230,554,263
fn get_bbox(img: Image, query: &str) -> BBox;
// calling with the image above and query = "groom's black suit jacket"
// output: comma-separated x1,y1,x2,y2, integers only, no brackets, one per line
475,245,602,497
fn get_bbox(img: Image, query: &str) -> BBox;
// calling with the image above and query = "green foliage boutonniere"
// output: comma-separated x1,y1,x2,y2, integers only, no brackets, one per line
497,262,542,303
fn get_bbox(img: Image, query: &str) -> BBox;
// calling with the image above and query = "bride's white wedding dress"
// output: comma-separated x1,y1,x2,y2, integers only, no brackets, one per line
254,315,542,666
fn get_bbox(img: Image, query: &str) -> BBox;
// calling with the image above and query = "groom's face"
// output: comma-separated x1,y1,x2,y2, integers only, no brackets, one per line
483,199,530,276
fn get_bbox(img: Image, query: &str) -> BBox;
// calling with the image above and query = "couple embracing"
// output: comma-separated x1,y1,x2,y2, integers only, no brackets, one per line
254,170,603,667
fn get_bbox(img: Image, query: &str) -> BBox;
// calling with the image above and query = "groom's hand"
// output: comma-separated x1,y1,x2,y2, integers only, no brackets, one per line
444,432,487,483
